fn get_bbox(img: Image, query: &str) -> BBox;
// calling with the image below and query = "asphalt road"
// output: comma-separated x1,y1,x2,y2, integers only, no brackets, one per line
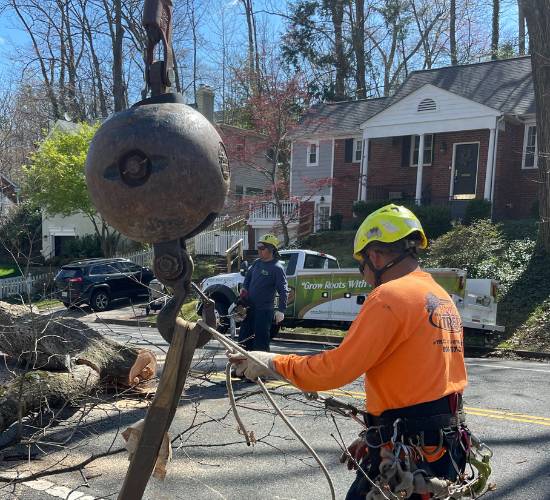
3,321,550,500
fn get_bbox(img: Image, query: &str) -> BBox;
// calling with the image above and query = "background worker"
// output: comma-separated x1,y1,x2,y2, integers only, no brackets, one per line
237,234,288,352
228,205,471,499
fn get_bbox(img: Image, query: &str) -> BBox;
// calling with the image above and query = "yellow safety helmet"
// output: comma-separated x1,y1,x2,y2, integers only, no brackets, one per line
353,204,428,261
258,233,280,249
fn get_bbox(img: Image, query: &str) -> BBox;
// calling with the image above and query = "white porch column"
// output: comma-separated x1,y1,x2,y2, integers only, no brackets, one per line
483,127,496,200
414,134,425,205
359,138,369,201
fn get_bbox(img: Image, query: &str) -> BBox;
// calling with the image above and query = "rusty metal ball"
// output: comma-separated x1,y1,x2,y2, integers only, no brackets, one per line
85,102,230,243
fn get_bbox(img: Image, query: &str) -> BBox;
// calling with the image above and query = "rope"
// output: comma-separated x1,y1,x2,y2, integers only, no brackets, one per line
256,377,336,500
196,319,335,499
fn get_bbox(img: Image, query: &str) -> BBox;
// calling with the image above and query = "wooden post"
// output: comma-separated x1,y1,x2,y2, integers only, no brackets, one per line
118,319,200,499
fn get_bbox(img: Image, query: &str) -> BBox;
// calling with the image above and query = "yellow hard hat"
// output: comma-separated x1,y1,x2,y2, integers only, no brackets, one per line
353,204,428,261
258,233,280,249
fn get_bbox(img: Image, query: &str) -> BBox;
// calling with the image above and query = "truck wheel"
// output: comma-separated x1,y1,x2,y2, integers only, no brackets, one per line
91,290,110,312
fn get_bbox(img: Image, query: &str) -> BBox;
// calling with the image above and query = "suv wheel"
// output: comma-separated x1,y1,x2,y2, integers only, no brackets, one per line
91,289,110,312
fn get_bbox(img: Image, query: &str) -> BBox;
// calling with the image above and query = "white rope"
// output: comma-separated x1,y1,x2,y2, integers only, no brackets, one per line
196,319,336,500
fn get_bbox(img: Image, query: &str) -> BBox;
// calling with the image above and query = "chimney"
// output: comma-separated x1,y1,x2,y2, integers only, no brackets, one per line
196,84,214,123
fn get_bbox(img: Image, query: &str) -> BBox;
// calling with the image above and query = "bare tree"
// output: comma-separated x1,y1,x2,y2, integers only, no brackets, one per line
491,0,500,60
449,0,457,64
522,0,550,255
518,0,526,55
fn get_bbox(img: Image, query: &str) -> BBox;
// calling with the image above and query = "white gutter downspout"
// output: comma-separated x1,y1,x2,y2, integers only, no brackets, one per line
490,115,504,219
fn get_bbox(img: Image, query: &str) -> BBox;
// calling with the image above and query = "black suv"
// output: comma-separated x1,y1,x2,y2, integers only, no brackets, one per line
54,258,155,311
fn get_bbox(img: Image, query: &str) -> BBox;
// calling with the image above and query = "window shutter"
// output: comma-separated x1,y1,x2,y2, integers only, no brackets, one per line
401,136,411,167
344,139,353,163
367,139,371,161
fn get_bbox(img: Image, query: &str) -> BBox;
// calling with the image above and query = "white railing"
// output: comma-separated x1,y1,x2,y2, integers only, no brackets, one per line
0,273,53,300
192,230,249,256
117,249,154,268
116,231,249,261
248,201,299,221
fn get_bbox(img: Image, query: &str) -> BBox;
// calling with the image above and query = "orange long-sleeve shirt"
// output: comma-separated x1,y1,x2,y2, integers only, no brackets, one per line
272,270,467,416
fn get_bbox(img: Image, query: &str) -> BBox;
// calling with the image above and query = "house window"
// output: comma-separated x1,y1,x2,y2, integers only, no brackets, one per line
245,187,263,196
522,124,538,169
307,142,319,166
410,134,433,167
235,185,243,201
353,139,362,163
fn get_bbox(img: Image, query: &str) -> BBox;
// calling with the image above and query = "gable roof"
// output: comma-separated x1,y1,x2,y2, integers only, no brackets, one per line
0,174,19,203
382,56,534,117
288,97,388,139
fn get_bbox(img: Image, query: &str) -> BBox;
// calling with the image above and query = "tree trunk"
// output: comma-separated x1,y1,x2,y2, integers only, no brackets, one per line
450,0,457,64
352,0,366,98
523,0,550,255
242,0,258,97
329,0,347,100
113,0,127,112
0,302,157,433
491,0,500,60
518,0,526,55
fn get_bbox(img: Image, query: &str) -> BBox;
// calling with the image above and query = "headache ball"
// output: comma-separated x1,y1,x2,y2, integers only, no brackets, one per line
85,101,230,243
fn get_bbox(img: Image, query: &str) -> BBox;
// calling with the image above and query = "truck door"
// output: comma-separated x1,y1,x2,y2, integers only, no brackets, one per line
279,252,299,317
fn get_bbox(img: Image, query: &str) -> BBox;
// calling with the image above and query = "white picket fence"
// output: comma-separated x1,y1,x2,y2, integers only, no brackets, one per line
0,273,53,300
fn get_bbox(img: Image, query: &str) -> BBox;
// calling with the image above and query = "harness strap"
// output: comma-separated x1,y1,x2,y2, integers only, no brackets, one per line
364,394,465,445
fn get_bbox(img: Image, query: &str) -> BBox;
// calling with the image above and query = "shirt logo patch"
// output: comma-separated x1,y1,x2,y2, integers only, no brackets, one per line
425,293,462,333
261,270,269,276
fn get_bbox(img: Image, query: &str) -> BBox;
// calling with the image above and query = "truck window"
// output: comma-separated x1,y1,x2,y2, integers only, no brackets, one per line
279,253,298,275
327,258,339,269
304,254,329,269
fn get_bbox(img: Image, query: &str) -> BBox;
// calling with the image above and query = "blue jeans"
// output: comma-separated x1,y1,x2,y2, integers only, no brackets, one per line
238,307,274,351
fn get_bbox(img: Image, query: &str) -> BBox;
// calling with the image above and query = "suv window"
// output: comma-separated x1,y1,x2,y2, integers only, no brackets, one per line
115,261,142,273
304,254,330,269
90,263,120,275
57,267,82,279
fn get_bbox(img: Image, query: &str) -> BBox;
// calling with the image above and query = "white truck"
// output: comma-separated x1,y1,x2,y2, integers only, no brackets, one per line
199,249,503,334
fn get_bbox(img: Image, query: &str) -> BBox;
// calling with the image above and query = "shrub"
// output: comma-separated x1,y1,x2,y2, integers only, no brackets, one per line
352,200,389,220
405,204,452,241
422,219,505,278
329,213,343,231
463,199,492,225
352,200,452,239
0,203,42,265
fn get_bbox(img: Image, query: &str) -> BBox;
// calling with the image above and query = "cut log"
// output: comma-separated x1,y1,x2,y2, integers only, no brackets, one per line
0,301,157,433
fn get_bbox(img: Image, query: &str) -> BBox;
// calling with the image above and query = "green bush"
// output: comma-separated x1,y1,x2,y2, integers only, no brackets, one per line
0,203,42,266
329,213,343,231
463,199,492,225
352,200,389,220
64,234,102,259
352,201,452,239
423,219,505,278
408,205,453,241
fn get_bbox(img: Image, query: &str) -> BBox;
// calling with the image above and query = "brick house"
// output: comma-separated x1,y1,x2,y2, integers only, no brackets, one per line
289,56,538,228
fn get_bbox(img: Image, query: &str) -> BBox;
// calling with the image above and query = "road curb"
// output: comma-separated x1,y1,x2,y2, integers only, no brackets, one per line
94,317,550,360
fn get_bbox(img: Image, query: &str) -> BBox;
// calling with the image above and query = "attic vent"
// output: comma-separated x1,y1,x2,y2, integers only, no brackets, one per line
417,98,436,112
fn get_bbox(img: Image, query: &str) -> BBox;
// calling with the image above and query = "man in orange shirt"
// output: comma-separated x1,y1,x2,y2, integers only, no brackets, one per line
228,204,472,499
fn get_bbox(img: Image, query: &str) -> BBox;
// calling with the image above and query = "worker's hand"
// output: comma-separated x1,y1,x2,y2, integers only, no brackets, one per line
274,311,284,324
339,434,368,471
227,351,279,380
